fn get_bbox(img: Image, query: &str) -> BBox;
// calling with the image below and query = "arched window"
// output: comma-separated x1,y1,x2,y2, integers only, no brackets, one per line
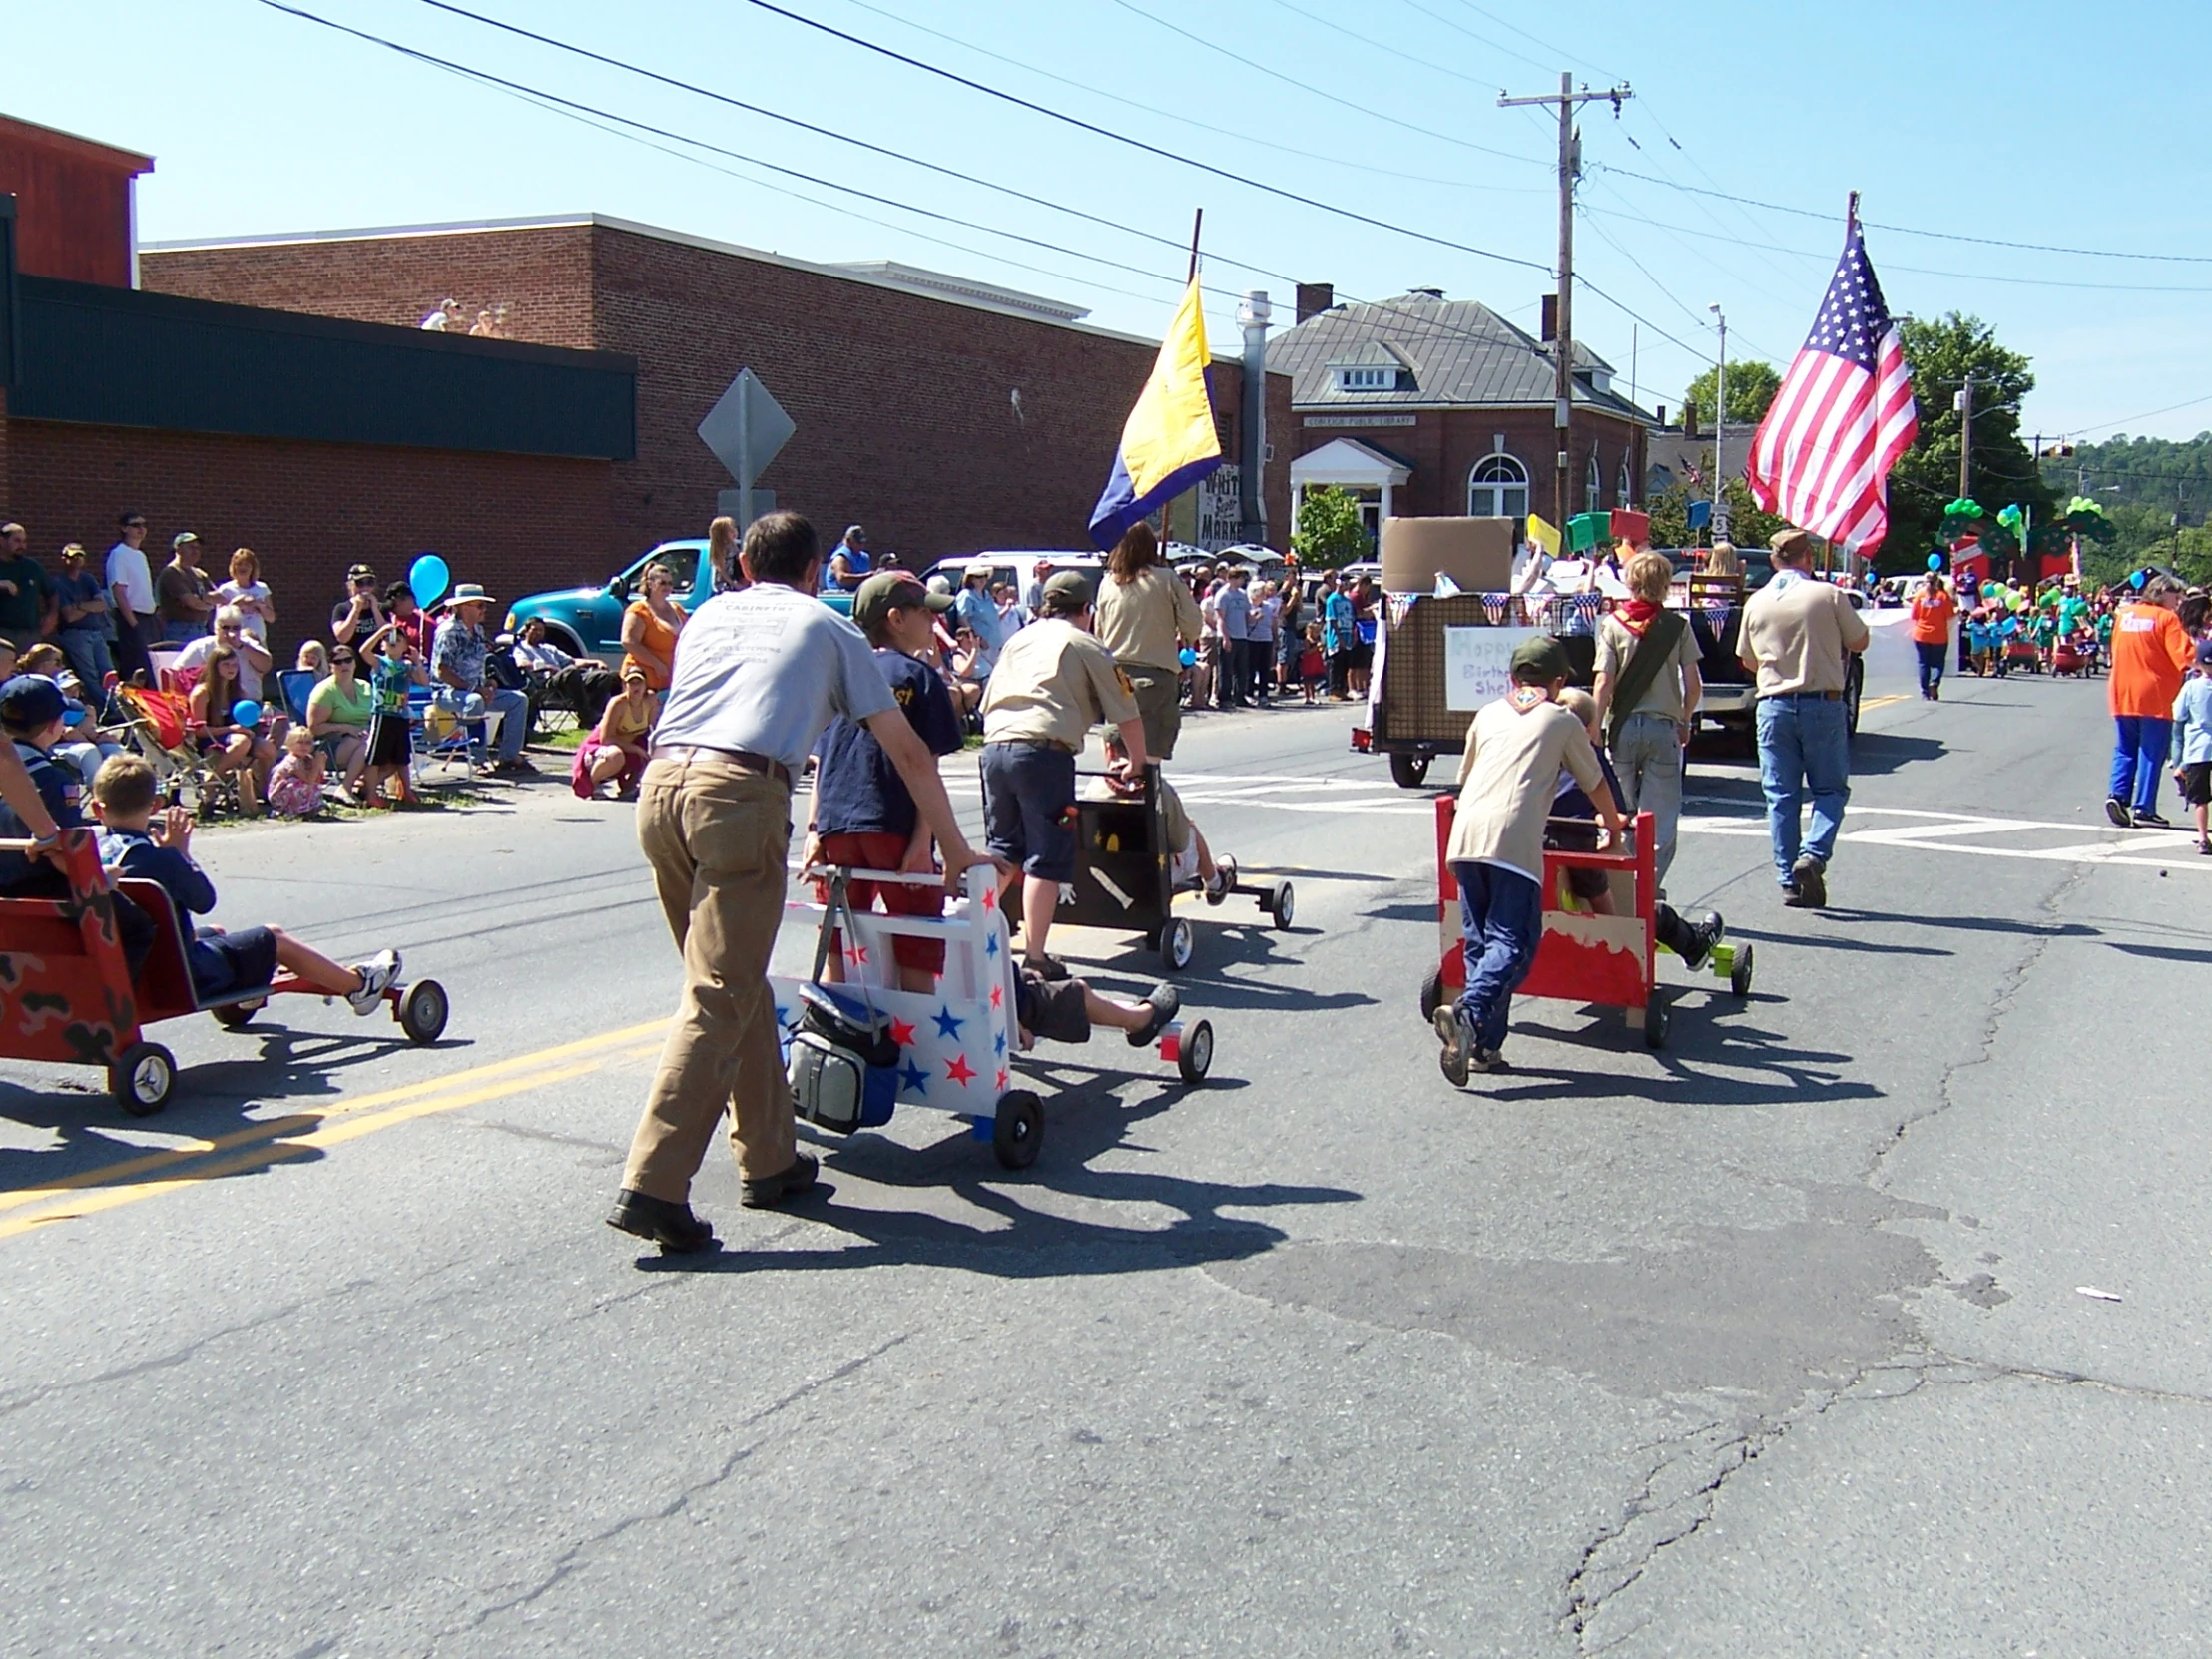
1617,455,1635,512
1586,452,1604,514
1467,451,1530,520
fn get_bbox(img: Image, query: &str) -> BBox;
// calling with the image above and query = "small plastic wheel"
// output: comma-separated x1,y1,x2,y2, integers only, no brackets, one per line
111,1041,176,1117
1205,855,1236,906
211,998,264,1031
397,978,449,1045
992,1089,1044,1170
1388,752,1431,790
1730,942,1755,999
1643,990,1671,1050
1159,916,1194,972
1269,881,1296,930
1418,964,1444,1023
1177,1018,1214,1085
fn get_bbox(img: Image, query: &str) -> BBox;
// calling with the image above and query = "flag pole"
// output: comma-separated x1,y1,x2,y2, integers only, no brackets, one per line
1848,190,1860,230
1186,208,1203,284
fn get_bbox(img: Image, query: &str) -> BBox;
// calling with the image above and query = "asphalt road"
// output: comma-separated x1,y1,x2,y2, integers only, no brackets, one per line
3,615,2208,1657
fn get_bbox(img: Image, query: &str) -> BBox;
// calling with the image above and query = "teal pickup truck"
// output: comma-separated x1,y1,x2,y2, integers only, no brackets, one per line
504,538,852,657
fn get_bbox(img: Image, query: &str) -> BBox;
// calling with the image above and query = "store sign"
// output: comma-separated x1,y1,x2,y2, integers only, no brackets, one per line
1195,464,1242,550
1443,625,1541,711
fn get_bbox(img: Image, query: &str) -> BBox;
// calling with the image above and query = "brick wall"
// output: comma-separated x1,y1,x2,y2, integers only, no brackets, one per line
1294,406,1646,522
3,417,612,661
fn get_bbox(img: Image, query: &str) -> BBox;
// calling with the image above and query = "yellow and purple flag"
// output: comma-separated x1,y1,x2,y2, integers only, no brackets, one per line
1089,276,1222,549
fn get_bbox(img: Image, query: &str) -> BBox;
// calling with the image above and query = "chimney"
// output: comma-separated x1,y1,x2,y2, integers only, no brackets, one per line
1295,281,1334,323
1540,293,1557,342
1682,396,1700,440
1655,403,1667,428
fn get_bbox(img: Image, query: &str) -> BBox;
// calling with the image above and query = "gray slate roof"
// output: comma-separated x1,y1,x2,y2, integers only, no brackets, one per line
1270,291,1652,421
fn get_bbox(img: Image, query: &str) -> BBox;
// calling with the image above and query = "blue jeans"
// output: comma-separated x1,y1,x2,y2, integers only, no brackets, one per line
2110,716,2172,814
1915,641,1946,695
441,687,530,763
57,631,115,700
1448,860,1543,1053
1756,695,1851,887
161,618,208,643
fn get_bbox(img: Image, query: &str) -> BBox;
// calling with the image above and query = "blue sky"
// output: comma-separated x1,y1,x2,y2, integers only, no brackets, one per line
13,0,2210,447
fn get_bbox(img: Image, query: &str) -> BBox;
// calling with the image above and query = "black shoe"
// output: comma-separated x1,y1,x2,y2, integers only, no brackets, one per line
1432,1004,1472,1087
2198,839,2211,856
1930,683,1940,700
2133,809,2173,828
606,1189,716,1253
1023,953,1071,982
1790,854,1828,909
1678,912,1723,972
2105,795,2133,828
1127,984,1181,1046
741,1153,820,1210
1780,883,1813,908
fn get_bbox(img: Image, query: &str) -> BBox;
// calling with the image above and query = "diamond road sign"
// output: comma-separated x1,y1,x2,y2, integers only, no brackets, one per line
697,368,795,494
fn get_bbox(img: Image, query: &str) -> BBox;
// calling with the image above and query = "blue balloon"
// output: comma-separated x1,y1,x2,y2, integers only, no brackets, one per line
1927,553,1943,572
232,700,263,728
2130,568,2147,590
1178,647,1197,668
409,553,451,607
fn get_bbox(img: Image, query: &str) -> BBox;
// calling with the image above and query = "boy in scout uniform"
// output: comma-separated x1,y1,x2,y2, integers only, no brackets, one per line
980,570,1151,976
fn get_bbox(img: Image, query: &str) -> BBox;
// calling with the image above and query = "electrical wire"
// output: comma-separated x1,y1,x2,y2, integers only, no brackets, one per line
1258,0,1506,91
1381,0,1555,77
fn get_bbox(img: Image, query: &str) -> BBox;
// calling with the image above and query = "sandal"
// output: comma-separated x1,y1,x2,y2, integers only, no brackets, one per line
1127,984,1181,1047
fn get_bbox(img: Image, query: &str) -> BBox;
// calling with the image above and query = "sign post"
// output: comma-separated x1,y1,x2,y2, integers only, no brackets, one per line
697,367,795,527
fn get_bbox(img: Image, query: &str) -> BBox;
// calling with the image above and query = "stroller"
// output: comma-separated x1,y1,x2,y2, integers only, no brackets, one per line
109,682,241,815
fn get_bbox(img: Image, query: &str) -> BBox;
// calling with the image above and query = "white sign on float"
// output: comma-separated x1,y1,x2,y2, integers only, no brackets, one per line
1443,626,1541,711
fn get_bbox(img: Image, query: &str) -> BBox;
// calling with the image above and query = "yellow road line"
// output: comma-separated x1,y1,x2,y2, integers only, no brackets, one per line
1861,694,1910,711
0,1019,670,1229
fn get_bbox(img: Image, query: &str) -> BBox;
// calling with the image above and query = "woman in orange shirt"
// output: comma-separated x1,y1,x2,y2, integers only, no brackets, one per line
2106,575,2197,827
619,560,687,693
1909,571,1957,701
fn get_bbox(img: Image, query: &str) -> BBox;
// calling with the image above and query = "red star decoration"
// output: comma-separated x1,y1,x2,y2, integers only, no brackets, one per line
888,1017,916,1047
995,1068,1008,1091
980,885,995,910
845,941,869,967
989,984,1003,1009
944,1054,977,1086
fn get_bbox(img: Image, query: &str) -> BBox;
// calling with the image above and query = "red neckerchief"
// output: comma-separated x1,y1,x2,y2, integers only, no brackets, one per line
1616,597,1663,636
1507,686,1550,714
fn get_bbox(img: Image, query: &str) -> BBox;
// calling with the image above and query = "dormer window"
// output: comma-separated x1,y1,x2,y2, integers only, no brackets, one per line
1337,365,1399,392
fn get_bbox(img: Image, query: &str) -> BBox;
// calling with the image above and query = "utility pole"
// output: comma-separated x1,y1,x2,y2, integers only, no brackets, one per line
1709,303,1728,543
1954,373,1976,500
1499,74,1633,529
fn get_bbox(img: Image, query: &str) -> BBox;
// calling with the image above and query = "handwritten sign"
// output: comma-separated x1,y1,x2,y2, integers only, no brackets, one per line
1443,626,1541,711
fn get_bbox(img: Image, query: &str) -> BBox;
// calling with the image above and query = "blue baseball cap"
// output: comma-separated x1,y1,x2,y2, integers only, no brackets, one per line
0,675,66,730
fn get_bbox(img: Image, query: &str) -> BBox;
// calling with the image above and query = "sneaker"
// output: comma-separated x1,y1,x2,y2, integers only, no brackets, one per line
2198,839,2212,856
1127,984,1181,1047
1432,1003,1472,1087
346,949,401,1015
2105,795,2133,829
2133,809,2173,828
1678,912,1724,972
1473,1046,1509,1074
1789,854,1828,908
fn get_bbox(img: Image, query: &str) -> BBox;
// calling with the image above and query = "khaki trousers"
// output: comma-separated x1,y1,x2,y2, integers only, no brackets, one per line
1122,665,1184,761
622,755,797,1200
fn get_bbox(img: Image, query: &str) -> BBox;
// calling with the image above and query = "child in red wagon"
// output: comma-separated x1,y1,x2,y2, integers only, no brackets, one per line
90,755,401,1011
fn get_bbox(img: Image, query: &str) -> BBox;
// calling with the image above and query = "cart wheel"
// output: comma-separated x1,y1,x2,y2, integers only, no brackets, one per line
992,1089,1044,1170
1389,752,1431,790
111,1042,176,1117
1205,855,1236,906
1643,990,1671,1050
1159,916,1194,972
1269,881,1296,930
1418,964,1444,1023
211,998,265,1031
397,979,450,1045
1729,942,1755,999
1177,1018,1214,1085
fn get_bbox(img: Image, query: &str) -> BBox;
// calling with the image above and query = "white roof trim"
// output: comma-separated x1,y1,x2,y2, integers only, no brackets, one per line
1291,436,1412,486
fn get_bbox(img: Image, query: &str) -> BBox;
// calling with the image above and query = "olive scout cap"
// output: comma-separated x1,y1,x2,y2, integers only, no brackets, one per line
853,571,953,633
1041,569,1093,610
1769,527,1816,561
1509,634,1570,682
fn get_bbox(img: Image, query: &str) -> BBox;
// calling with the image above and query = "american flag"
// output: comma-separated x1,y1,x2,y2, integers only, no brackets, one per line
1746,217,1918,554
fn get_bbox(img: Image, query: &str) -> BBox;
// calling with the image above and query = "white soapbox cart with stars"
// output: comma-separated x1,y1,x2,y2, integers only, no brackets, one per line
772,864,1215,1170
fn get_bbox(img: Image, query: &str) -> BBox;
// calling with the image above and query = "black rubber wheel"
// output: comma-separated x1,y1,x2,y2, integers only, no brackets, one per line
211,998,264,1031
1418,964,1444,1023
1205,855,1236,906
111,1041,176,1117
1159,916,1194,972
1270,882,1296,931
1177,1019,1214,1085
1846,660,1864,737
1730,942,1755,999
992,1089,1045,1170
1643,990,1671,1050
1389,752,1431,790
398,979,449,1045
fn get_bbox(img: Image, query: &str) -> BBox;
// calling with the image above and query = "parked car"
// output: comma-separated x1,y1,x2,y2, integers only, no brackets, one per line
922,551,1105,607
505,537,851,657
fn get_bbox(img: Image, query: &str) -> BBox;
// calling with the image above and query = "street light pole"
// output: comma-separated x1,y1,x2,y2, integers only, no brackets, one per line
1709,302,1727,545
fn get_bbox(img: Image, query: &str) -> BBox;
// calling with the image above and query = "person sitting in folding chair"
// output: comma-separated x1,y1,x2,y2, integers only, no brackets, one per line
430,583,534,777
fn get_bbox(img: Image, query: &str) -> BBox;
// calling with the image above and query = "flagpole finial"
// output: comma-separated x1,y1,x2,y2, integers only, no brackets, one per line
1848,191,1861,229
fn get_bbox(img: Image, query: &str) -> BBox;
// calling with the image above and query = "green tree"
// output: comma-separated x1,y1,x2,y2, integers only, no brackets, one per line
1882,312,2056,573
1682,360,1781,428
1646,477,1793,554
1290,485,1373,567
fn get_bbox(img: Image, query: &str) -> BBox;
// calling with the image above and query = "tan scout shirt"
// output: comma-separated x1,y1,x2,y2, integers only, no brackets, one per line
1737,574,1870,697
1446,691,1605,882
981,617,1140,751
1094,565,1205,672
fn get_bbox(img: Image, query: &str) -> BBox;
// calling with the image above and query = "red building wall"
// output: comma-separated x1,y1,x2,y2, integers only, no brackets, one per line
0,115,149,288
1293,406,1647,522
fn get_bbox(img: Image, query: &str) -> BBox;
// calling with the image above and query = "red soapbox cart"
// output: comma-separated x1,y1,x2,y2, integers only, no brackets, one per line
0,830,448,1115
1416,802,1752,1050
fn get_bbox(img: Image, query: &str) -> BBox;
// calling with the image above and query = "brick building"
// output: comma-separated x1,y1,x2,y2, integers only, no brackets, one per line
1269,285,1652,541
140,215,1295,575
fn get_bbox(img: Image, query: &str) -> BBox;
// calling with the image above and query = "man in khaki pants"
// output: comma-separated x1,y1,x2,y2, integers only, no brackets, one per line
609,512,991,1254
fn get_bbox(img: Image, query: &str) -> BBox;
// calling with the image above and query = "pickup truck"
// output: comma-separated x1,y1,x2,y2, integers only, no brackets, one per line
504,538,851,658
1666,549,1864,748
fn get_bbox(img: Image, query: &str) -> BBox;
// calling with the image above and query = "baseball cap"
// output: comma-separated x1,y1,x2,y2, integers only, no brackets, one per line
853,571,953,633
0,675,67,730
2196,637,2212,667
172,531,201,550
1508,635,1570,682
347,563,377,582
1041,570,1093,609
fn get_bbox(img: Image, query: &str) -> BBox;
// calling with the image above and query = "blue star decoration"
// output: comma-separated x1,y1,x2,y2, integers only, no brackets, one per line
983,930,999,958
993,1029,1006,1056
898,1058,932,1097
932,1004,965,1040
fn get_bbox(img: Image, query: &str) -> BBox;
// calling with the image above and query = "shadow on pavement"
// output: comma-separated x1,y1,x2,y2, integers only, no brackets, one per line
2106,940,2212,966
1726,924,1951,958
1818,907,2099,939
1491,1000,1879,1110
1067,923,1380,1014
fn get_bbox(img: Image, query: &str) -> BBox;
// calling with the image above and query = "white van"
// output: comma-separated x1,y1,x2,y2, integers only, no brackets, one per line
922,550,1105,606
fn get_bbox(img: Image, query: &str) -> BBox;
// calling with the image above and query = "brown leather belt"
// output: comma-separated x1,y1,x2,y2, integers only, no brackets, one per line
650,744,792,787
1759,690,1843,702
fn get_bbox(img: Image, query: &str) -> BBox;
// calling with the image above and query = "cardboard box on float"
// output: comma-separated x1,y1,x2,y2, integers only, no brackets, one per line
1379,516,1515,595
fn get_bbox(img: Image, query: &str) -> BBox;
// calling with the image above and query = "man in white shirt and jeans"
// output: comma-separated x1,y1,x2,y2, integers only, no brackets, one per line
105,511,157,686
1214,567,1252,709
608,512,996,1255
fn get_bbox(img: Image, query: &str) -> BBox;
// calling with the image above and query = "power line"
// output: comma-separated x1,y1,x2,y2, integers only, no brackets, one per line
1260,0,1502,90
1380,0,1555,75
2066,393,2212,438
1446,0,1621,82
